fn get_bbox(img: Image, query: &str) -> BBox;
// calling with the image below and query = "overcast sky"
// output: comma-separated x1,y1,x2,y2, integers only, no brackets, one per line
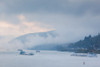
0,0,100,42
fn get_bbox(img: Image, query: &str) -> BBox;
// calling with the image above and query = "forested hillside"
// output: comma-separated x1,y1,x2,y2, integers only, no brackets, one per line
61,34,100,53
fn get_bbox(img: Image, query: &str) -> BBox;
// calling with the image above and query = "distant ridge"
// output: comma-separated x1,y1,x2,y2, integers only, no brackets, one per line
57,34,100,53
9,30,57,49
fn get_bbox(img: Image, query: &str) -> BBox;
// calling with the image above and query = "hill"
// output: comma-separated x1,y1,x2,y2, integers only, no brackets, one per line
61,34,100,53
9,31,58,49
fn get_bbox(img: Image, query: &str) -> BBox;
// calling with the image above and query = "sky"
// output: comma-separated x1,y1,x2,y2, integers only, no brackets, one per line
0,0,100,43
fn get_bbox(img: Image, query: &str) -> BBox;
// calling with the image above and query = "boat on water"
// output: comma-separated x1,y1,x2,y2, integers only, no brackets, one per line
36,50,40,53
87,52,97,57
71,53,97,57
18,49,34,55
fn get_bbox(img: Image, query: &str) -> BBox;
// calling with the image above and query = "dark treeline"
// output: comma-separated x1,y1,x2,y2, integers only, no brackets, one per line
30,34,100,53
58,34,100,53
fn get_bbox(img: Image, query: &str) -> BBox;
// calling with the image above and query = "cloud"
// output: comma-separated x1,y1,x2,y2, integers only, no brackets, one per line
17,14,25,21
0,0,100,51
0,15,54,36
0,0,100,15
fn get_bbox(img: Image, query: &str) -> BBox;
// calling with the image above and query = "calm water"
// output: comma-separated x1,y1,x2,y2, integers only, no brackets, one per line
0,51,100,67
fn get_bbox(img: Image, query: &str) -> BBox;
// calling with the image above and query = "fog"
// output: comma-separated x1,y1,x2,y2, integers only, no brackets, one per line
0,0,100,51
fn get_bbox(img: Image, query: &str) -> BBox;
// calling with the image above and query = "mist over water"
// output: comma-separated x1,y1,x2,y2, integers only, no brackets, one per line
0,0,100,52
0,30,99,51
0,1,100,67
